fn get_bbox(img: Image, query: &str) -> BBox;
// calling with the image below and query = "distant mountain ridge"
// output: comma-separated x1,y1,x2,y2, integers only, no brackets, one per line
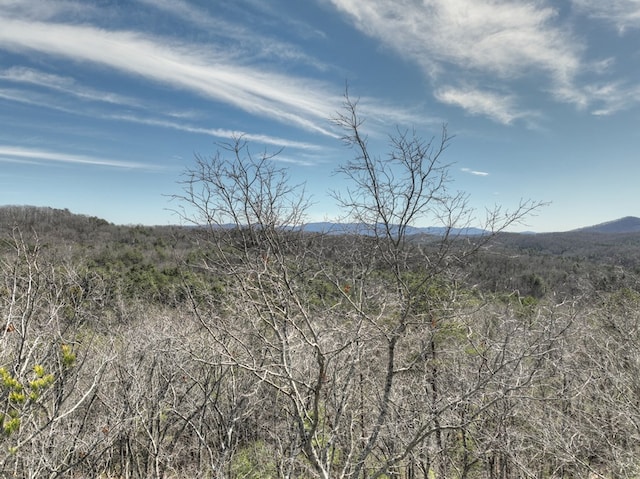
2,205,639,236
300,222,488,236
572,216,640,234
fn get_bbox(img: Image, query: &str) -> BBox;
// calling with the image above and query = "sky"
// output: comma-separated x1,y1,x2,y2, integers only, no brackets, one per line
1,0,639,232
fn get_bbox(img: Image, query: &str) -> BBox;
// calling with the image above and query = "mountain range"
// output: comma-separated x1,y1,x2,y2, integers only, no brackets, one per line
302,217,640,236
1,206,639,236
299,222,488,236
571,216,640,234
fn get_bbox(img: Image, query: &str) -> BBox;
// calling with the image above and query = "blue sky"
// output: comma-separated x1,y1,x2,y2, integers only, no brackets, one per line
1,0,639,232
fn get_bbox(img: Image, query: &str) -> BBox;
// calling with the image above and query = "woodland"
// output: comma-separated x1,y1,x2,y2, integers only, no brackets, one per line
2,99,640,479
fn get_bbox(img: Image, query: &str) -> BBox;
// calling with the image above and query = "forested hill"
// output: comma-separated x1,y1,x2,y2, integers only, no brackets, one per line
0,205,112,238
573,215,640,233
4,204,640,300
3,204,640,243
0,205,182,247
490,229,640,266
3,204,640,478
4,205,640,274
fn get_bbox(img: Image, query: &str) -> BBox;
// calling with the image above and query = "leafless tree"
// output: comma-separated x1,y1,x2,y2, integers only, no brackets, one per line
171,93,550,479
3,95,638,479
0,228,113,478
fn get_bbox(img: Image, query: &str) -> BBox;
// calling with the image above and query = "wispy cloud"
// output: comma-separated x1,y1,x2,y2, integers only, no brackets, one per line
0,87,85,116
0,66,72,88
461,167,489,177
327,0,586,119
554,77,640,116
0,17,341,136
327,1,582,78
0,0,100,22
133,0,221,31
0,3,425,139
270,155,317,167
0,66,141,106
108,114,323,150
571,0,640,33
586,82,640,116
0,82,325,151
435,86,532,124
135,0,328,67
0,145,157,169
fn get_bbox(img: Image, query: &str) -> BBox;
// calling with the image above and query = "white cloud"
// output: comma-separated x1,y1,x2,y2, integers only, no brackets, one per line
270,155,317,167
329,0,581,78
327,0,584,116
553,77,640,115
0,66,72,88
0,84,324,151
0,145,156,169
136,0,327,53
0,17,341,136
461,167,489,176
585,82,640,115
0,0,102,22
0,87,83,115
134,0,220,30
571,0,640,33
136,0,331,73
0,80,325,151
108,114,323,150
0,4,428,139
0,66,141,106
435,86,532,124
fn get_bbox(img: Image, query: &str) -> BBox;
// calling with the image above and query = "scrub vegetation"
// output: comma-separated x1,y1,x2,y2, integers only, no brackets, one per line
2,99,640,478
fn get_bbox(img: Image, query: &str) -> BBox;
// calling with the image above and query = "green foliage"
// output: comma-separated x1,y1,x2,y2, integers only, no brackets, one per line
522,273,547,298
61,344,76,368
0,365,57,436
82,240,224,307
0,368,22,392
2,416,20,435
230,441,278,479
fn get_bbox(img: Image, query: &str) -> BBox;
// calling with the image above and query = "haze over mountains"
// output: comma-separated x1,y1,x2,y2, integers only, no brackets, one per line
302,217,640,236
571,216,640,234
0,205,638,235
299,222,489,236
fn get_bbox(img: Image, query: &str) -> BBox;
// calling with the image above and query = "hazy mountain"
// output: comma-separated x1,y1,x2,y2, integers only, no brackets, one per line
3,205,639,237
573,216,640,234
300,222,488,236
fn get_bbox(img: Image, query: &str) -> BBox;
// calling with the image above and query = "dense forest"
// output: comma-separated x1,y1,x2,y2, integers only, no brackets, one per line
2,103,640,479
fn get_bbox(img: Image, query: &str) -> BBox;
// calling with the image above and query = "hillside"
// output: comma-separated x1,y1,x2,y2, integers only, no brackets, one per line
2,205,640,478
2,204,640,302
3,204,638,237
573,216,640,234
0,205,111,238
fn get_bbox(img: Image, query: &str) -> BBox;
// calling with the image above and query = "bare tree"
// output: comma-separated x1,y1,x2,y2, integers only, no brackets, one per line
170,93,550,479
0,228,112,478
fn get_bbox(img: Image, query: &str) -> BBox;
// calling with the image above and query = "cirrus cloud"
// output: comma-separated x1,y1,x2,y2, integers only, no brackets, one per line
461,167,489,176
0,145,157,169
571,0,640,33
435,86,535,125
0,16,341,137
326,0,589,121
